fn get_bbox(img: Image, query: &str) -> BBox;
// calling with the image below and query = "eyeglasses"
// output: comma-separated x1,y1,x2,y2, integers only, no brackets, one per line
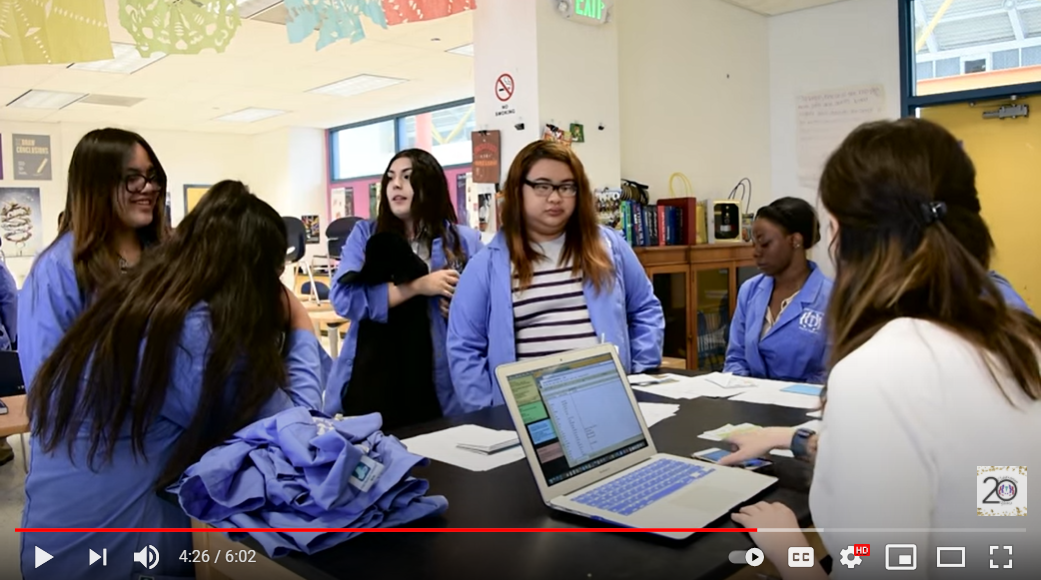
124,173,163,194
524,179,578,198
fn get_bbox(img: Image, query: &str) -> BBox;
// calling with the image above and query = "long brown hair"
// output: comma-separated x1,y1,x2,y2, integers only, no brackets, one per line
28,181,290,488
376,149,465,267
501,141,612,291
820,118,1041,401
50,128,169,295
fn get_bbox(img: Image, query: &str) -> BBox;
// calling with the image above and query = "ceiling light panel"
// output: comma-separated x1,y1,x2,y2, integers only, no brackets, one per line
447,43,474,56
238,0,284,19
7,90,87,109
308,75,407,98
215,108,287,122
69,43,165,74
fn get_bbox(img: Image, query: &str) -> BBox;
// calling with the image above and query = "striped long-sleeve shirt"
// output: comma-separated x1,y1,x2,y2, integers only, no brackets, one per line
512,235,599,360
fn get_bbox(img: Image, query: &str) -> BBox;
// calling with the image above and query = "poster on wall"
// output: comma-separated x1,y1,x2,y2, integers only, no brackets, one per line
302,215,320,244
796,84,886,188
12,134,52,180
369,182,379,218
183,184,211,214
471,130,501,184
477,193,491,232
0,187,43,256
331,187,347,220
455,173,469,224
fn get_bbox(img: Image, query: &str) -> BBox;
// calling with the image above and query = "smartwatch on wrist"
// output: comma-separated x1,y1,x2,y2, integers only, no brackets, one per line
791,428,816,461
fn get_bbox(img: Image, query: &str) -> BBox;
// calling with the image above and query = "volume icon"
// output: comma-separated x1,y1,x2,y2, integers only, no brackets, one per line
89,548,107,566
133,545,158,570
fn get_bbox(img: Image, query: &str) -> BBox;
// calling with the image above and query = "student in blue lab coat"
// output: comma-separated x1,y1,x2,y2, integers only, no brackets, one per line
324,149,483,423
447,140,665,412
17,128,171,390
21,181,323,580
724,197,832,384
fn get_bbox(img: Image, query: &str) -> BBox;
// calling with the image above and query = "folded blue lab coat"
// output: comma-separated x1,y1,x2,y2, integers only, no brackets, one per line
169,407,447,557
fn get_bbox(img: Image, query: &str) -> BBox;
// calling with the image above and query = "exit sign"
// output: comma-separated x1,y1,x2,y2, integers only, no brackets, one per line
564,0,609,25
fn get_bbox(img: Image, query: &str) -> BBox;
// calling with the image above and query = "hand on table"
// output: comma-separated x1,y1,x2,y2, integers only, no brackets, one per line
732,502,816,577
718,427,794,466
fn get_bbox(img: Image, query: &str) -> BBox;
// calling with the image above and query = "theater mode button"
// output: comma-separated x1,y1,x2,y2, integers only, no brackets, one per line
729,548,765,567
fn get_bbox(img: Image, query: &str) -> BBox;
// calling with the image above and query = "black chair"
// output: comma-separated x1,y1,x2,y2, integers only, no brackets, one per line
0,350,24,398
283,217,326,303
326,216,363,263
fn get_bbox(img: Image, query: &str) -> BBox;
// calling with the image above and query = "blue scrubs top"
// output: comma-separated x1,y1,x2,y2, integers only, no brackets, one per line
724,262,833,384
324,220,484,416
19,305,324,580
446,225,665,412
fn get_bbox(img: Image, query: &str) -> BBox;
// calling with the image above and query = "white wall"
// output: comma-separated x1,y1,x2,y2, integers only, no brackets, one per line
768,0,902,274
535,0,621,190
617,0,771,205
248,127,329,263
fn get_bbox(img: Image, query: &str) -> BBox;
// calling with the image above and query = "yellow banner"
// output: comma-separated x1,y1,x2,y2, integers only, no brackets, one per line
0,0,113,66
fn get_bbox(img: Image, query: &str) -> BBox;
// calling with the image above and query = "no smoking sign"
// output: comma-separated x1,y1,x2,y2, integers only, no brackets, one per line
495,73,514,102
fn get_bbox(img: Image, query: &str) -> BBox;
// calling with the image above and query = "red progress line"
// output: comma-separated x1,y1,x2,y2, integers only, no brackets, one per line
17,527,756,533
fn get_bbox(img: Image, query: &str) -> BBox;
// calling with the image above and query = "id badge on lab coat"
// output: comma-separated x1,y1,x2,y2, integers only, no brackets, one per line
349,455,385,493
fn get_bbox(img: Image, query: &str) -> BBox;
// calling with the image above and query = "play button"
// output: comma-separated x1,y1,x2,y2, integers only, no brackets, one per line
35,546,53,568
746,548,765,567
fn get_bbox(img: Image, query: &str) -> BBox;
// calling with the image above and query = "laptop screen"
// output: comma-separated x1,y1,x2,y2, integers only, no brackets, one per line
504,352,648,486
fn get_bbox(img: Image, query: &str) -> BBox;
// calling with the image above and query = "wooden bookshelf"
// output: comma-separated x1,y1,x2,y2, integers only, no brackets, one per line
635,243,756,371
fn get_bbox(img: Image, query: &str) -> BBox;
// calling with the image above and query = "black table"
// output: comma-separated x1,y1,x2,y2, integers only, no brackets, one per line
263,376,818,580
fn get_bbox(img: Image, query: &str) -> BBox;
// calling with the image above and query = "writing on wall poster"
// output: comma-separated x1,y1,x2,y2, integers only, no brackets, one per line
0,187,43,256
12,134,52,180
796,84,886,188
369,182,379,218
471,130,501,183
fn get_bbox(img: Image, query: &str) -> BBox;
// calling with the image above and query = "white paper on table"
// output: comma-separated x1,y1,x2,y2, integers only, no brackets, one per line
807,410,822,418
401,425,525,472
633,373,757,399
727,387,822,410
637,402,680,427
770,449,795,458
628,373,669,386
699,422,762,442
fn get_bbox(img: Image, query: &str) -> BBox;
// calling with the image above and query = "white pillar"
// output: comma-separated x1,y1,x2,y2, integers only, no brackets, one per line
473,0,620,191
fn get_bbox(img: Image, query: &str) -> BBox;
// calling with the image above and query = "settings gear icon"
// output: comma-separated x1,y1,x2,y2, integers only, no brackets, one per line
839,546,863,569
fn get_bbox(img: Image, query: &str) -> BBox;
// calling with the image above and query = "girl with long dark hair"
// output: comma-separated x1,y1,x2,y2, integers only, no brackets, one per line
324,149,483,427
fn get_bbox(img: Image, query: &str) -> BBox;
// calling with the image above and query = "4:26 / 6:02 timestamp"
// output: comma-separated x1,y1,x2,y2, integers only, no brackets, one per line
180,549,258,563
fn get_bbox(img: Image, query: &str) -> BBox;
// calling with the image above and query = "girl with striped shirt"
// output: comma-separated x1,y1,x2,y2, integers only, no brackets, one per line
447,140,664,411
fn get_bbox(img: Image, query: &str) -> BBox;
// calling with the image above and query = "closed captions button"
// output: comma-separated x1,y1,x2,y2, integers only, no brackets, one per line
729,549,765,567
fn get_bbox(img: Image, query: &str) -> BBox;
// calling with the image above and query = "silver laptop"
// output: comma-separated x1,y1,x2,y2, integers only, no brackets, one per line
495,344,777,539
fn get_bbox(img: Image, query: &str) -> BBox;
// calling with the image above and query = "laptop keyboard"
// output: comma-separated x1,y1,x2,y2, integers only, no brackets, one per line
572,459,715,516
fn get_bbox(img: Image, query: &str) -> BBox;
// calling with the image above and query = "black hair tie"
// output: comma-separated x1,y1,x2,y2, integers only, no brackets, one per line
921,201,947,226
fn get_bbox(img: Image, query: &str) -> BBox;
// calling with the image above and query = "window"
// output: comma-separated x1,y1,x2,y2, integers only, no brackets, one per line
328,99,475,182
909,0,1041,97
398,101,475,167
331,120,396,181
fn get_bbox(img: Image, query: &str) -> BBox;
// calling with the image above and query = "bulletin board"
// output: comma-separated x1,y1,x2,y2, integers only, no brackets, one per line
183,184,211,214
